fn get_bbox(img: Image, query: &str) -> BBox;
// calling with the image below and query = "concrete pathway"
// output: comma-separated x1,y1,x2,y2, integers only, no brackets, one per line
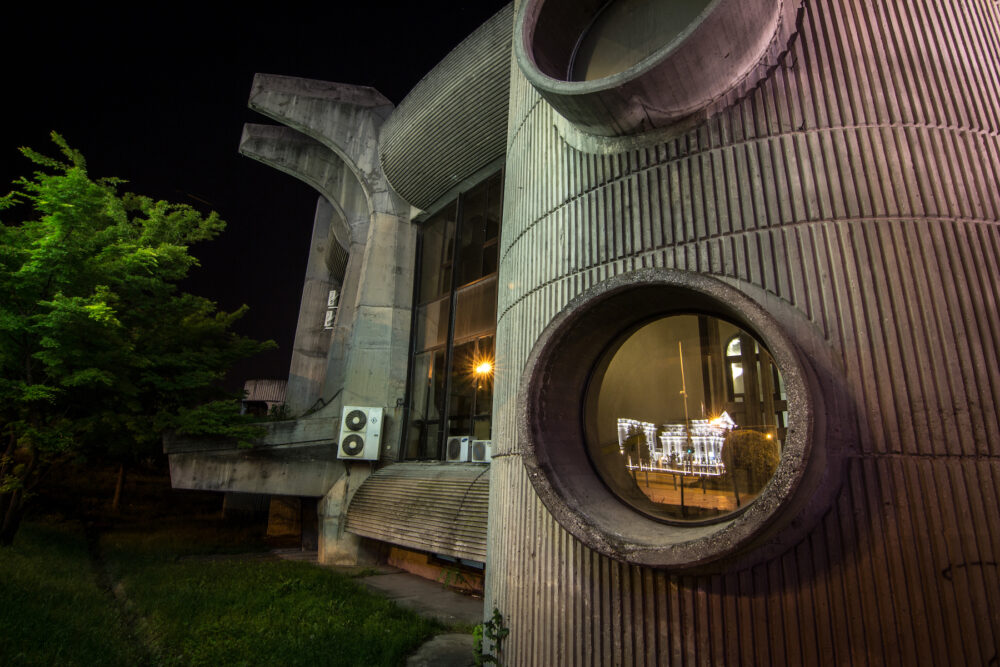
357,571,483,627
276,549,483,665
405,633,476,667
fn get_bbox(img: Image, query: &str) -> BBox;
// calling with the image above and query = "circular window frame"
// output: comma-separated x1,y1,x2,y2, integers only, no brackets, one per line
518,270,824,569
514,0,801,137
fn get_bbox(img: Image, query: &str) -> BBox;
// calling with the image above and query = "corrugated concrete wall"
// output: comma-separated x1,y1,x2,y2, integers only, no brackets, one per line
346,462,489,562
379,4,513,211
487,1,1000,663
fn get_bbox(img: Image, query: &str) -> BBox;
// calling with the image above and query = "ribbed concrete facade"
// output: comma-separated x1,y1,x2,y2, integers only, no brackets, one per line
487,1,1000,663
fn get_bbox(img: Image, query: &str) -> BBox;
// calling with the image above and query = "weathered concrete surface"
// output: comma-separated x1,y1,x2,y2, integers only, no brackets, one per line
176,73,418,567
489,0,1000,663
239,123,360,246
317,463,379,566
247,75,400,217
169,444,344,498
287,198,338,414
241,75,415,463
406,634,475,667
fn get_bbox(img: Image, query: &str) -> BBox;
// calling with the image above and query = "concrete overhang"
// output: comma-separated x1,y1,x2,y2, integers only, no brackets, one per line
378,4,513,212
165,418,343,497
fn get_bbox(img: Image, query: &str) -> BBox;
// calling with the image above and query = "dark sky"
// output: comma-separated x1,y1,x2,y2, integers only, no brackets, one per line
2,3,510,389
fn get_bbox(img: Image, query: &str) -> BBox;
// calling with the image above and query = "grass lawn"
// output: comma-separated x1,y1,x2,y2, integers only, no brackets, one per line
1,517,443,666
0,521,140,666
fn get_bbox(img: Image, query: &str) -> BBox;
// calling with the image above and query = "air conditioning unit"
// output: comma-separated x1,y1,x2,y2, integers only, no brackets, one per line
337,406,383,460
446,436,472,462
471,439,492,463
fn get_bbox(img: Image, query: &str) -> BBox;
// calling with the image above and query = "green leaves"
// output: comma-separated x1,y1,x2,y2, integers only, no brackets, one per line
0,134,274,526
160,401,266,448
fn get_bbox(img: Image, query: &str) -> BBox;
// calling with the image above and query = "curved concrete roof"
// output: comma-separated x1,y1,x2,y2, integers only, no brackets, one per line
379,4,514,212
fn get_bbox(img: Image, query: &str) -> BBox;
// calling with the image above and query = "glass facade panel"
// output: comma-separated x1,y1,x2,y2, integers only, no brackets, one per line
457,186,487,285
414,297,450,352
404,171,503,460
446,336,494,441
418,203,457,305
405,350,447,460
453,276,498,343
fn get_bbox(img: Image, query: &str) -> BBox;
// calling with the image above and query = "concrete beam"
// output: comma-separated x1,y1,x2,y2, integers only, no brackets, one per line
168,441,343,497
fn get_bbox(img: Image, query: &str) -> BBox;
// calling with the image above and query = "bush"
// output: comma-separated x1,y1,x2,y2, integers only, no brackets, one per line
721,430,779,493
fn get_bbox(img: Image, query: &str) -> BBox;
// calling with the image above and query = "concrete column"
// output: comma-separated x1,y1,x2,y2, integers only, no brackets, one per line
285,197,338,414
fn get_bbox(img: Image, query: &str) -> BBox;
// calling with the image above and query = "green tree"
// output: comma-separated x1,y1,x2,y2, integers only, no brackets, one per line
0,134,273,545
721,429,780,499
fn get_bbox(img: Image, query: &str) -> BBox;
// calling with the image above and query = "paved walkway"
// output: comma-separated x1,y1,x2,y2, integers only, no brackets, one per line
274,549,482,666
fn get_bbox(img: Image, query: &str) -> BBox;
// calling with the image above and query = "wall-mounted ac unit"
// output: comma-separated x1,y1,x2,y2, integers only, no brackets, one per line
446,435,472,462
337,406,383,460
471,439,492,463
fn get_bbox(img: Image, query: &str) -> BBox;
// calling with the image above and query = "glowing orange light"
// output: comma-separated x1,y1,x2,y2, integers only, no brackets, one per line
475,360,494,376
766,433,774,440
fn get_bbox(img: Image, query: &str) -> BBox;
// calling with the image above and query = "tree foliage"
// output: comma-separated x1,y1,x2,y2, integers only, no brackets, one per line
721,429,780,493
0,133,274,544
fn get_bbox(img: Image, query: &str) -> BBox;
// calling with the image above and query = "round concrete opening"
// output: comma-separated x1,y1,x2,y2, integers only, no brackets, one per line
515,0,799,136
518,270,825,569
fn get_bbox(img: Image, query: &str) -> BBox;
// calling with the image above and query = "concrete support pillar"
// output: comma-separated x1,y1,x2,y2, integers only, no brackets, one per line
317,464,380,565
221,492,269,519
266,496,302,539
285,198,338,414
238,75,415,565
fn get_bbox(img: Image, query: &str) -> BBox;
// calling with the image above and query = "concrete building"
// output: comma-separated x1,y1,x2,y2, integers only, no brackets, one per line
168,1,1000,662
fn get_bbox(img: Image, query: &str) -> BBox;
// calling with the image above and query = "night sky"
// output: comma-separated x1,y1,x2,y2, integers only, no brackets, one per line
1,3,510,389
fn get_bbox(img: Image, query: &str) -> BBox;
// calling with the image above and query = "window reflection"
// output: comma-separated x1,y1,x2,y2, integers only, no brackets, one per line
585,315,787,522
405,171,503,460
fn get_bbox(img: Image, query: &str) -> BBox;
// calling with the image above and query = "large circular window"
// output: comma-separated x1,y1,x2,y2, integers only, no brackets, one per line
515,0,801,136
518,270,837,569
585,315,787,524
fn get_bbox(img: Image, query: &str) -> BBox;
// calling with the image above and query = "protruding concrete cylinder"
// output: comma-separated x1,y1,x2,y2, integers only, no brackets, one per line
488,1,1000,663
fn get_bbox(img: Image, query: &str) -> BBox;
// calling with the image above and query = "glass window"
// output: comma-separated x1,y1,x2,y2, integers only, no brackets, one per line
404,172,503,460
447,336,494,441
418,203,457,305
453,276,498,343
458,186,487,286
414,297,450,352
584,314,786,522
405,350,448,460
